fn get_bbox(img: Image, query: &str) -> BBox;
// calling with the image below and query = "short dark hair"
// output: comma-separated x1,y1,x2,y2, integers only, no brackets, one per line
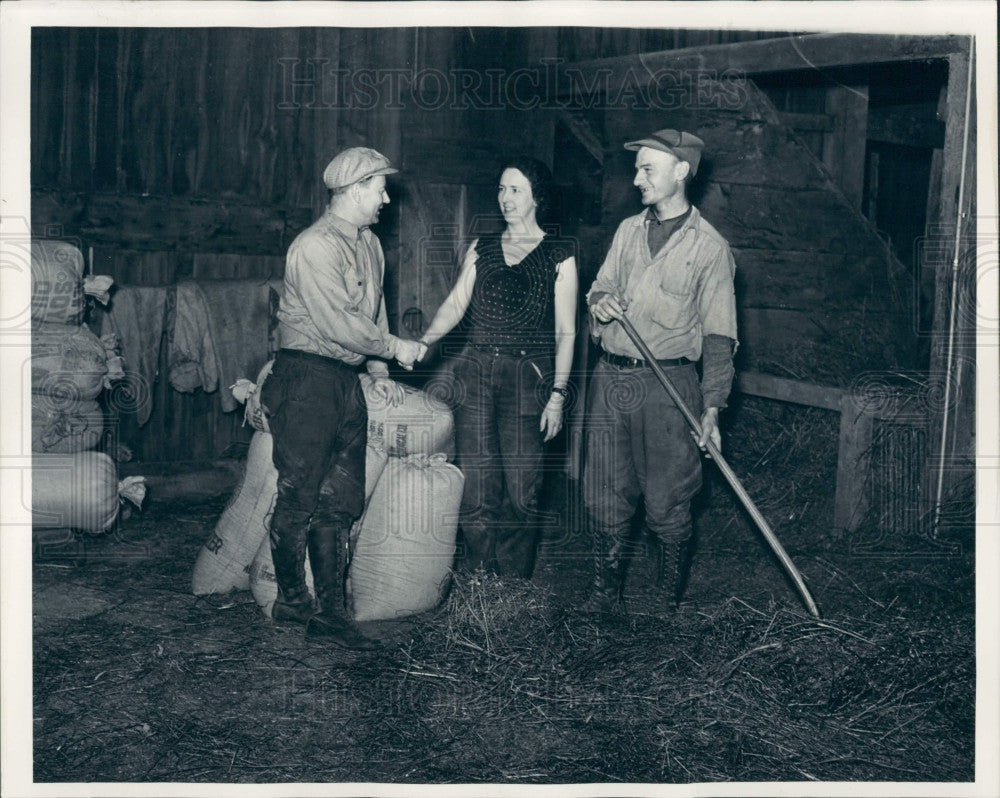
498,156,555,221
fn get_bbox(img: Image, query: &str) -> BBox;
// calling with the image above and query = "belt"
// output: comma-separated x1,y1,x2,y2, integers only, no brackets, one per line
602,351,693,369
470,344,549,358
278,348,360,370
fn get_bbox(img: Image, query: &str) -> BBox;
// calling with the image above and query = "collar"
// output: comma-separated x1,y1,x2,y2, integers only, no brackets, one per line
644,204,692,226
634,204,701,236
323,208,365,240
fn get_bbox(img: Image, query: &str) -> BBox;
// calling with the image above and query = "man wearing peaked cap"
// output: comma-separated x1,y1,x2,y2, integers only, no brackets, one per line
582,128,738,615
623,128,705,177
261,146,422,649
322,146,399,190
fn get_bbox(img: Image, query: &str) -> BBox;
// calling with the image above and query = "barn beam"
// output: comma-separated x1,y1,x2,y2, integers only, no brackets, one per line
557,33,969,98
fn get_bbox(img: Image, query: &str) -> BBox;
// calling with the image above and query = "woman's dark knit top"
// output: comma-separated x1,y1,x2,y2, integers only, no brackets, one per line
466,233,568,353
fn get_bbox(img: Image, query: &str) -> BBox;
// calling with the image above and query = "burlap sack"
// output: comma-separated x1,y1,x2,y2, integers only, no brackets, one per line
31,322,112,402
31,240,85,326
348,453,463,622
359,374,454,458
32,451,145,533
247,535,315,618
200,430,389,599
31,396,104,453
240,361,454,459
191,431,277,595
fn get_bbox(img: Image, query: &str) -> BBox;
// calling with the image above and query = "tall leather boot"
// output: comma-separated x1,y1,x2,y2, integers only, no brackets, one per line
656,532,693,610
581,524,627,614
269,511,314,625
305,519,380,649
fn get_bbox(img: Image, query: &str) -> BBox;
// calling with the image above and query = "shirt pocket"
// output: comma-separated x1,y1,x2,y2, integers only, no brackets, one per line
649,266,695,332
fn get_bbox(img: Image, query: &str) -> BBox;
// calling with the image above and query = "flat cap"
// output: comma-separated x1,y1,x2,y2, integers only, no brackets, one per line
624,129,705,176
323,147,398,189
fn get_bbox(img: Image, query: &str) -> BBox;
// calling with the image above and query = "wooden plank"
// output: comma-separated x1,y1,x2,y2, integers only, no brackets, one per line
112,251,177,285
62,29,89,187
165,30,202,196
402,138,503,185
558,34,968,99
397,182,465,325
118,460,244,500
736,370,844,411
191,29,211,195
823,85,869,209
734,249,884,309
92,29,120,190
834,397,875,533
311,27,341,216
252,28,290,205
132,30,174,194
929,51,972,393
114,29,132,193
191,254,284,281
924,49,976,515
698,184,892,256
215,29,256,197
512,27,559,167
31,189,307,255
30,29,61,186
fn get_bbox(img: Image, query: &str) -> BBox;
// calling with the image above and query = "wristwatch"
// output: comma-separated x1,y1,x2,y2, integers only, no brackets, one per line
550,385,570,400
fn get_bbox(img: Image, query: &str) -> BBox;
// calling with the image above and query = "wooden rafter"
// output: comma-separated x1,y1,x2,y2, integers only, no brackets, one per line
557,33,970,98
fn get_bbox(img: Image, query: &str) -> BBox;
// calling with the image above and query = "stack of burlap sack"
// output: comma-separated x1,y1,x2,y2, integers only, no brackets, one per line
30,241,145,536
192,360,463,622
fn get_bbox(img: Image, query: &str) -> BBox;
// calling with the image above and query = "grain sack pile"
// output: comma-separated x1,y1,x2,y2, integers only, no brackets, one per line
30,241,144,535
195,361,460,623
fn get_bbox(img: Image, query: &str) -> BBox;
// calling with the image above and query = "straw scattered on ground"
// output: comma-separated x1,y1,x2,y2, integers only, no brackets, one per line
31,395,975,785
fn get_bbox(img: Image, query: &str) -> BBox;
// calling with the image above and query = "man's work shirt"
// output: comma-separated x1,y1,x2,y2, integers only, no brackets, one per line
587,205,738,407
277,208,397,366
587,206,737,407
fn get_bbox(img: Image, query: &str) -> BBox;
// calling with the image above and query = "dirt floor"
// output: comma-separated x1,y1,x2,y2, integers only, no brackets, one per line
32,397,975,785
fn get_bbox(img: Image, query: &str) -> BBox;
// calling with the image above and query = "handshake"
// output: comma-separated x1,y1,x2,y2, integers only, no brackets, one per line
393,338,430,371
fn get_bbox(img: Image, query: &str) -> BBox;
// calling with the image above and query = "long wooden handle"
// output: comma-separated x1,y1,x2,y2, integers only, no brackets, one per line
617,314,821,618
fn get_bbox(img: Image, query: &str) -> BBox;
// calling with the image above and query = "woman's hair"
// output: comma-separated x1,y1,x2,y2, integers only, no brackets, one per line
498,156,555,221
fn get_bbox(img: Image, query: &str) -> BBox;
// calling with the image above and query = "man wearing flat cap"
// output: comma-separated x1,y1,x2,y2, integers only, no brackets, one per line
583,129,738,614
261,146,423,648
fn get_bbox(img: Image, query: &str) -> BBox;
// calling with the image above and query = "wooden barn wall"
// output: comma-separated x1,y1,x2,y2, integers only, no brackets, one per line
30,26,810,464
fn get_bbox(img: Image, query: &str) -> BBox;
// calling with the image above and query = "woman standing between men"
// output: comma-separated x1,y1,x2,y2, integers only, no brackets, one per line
417,157,578,578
